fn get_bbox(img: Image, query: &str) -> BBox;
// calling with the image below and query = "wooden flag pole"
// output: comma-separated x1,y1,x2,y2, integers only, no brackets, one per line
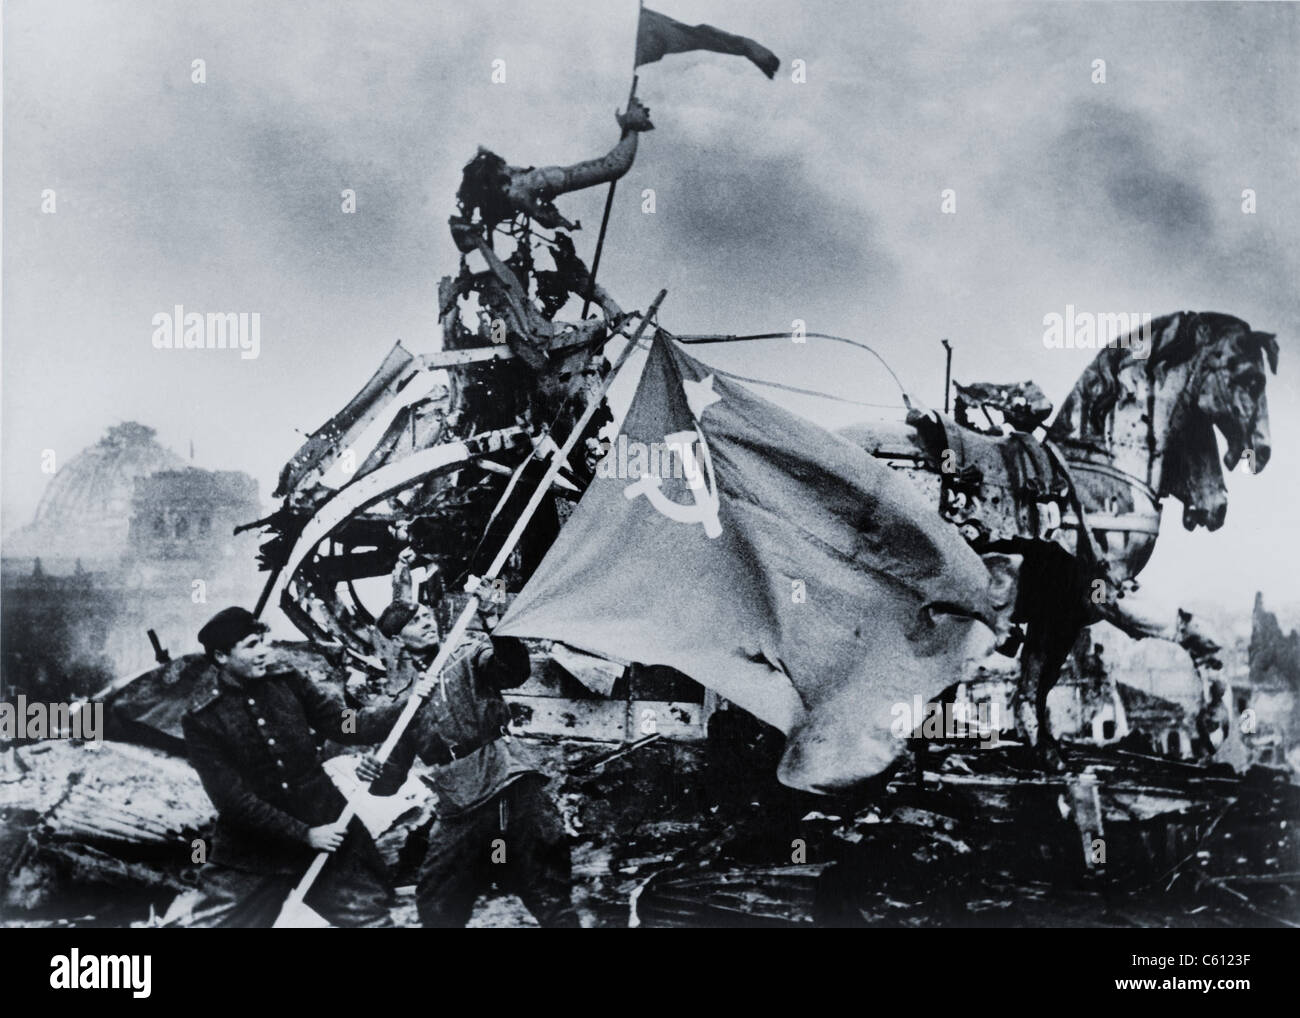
273,290,667,926
581,71,639,320
941,339,952,413
582,3,643,320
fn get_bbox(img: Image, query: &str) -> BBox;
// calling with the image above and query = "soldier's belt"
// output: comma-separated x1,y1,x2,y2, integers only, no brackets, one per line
429,725,510,766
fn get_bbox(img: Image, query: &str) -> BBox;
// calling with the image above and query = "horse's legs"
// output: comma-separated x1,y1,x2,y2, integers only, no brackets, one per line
1006,540,1093,769
1013,617,1083,770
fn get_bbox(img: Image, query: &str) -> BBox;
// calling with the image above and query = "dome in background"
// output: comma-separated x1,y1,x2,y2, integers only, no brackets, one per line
4,422,187,565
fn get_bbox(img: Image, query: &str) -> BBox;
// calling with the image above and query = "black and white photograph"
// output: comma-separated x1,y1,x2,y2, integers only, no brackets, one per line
1,0,1297,974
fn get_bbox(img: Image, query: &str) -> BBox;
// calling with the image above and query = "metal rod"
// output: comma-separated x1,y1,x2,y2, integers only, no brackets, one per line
148,629,170,664
941,338,952,413
575,732,661,773
253,565,282,619
673,330,914,408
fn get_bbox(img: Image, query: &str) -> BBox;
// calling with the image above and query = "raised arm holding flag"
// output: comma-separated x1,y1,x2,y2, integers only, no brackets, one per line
583,4,781,315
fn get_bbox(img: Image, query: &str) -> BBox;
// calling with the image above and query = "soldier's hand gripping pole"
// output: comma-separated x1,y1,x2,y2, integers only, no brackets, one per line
273,290,668,926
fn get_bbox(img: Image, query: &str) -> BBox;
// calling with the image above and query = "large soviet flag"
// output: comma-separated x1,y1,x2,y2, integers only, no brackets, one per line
496,333,996,793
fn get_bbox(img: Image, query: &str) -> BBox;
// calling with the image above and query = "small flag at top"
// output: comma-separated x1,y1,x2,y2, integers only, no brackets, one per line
635,6,780,79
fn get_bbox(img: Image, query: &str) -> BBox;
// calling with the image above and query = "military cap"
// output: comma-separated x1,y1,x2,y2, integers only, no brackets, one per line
198,606,266,656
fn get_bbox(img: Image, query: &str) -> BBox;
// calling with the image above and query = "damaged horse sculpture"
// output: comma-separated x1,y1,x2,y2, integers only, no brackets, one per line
843,312,1278,764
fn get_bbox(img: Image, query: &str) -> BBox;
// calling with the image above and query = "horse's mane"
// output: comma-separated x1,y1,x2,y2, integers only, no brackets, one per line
1046,311,1257,445
1045,311,1277,524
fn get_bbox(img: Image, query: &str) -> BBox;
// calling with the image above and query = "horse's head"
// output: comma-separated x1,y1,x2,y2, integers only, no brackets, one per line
1157,313,1278,530
1194,318,1278,473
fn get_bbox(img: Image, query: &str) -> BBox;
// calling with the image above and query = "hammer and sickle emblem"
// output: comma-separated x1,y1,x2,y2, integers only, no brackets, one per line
624,427,722,539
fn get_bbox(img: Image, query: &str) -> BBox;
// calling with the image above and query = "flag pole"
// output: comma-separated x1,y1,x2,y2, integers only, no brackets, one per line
273,290,668,926
940,339,952,413
581,3,643,319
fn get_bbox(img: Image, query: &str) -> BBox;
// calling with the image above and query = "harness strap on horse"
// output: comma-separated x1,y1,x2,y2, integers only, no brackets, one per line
920,407,1115,584
1041,438,1116,589
1062,458,1159,505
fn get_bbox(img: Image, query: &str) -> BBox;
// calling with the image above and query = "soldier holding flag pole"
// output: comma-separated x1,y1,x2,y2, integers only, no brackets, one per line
270,292,669,925
267,3,778,927
364,593,577,928
180,608,436,928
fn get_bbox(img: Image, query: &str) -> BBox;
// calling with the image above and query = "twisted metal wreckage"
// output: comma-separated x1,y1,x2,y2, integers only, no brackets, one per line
245,96,660,671
244,91,1279,770
5,90,1294,927
233,93,1292,925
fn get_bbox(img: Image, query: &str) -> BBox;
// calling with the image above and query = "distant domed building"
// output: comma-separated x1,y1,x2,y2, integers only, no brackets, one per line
127,468,260,562
5,422,187,567
2,422,265,690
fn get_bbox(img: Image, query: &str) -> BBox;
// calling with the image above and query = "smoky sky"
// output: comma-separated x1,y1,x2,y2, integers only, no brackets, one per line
3,0,1299,623
1051,101,1215,246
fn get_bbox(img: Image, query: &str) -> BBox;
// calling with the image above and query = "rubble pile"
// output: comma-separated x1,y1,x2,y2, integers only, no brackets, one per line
1,741,213,923
2,728,1297,927
634,740,1300,927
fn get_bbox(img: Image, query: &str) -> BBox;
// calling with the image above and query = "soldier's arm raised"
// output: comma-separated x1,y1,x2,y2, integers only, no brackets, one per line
504,98,653,225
